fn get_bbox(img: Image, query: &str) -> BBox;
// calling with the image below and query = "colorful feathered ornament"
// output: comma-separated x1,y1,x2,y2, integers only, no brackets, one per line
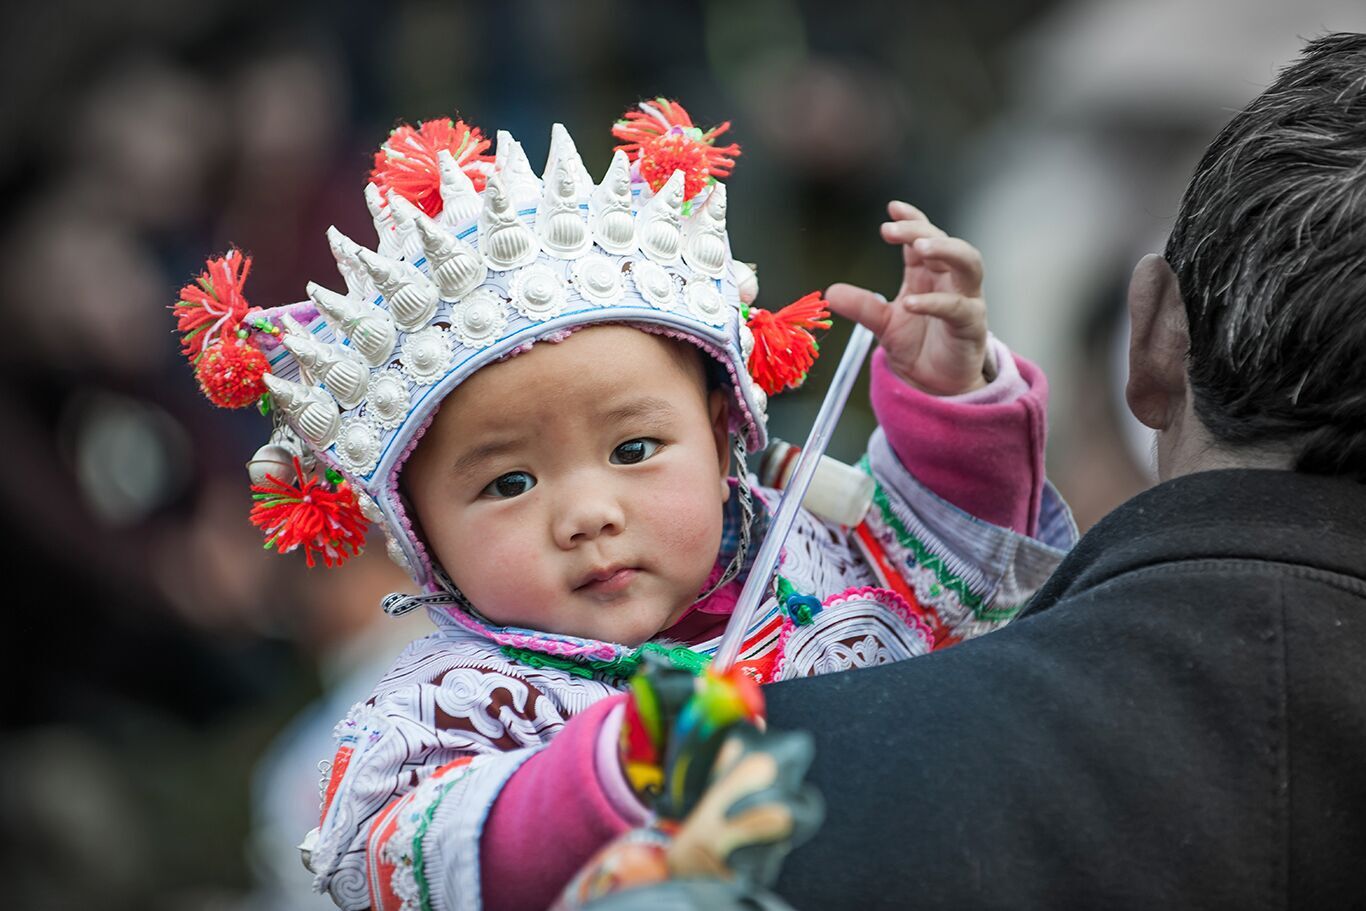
370,117,494,218
745,292,833,396
619,654,765,820
250,459,368,568
612,99,741,200
657,666,764,820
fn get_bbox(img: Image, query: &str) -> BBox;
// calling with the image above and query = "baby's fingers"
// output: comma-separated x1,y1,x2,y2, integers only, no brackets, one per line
880,219,946,248
887,200,931,223
825,282,891,336
911,236,984,295
903,292,986,337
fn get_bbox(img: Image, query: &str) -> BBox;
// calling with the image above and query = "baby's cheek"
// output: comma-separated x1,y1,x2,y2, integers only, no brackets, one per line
647,477,724,569
446,518,546,619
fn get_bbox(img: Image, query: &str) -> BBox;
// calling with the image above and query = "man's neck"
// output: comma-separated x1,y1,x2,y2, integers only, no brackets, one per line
1160,397,1298,480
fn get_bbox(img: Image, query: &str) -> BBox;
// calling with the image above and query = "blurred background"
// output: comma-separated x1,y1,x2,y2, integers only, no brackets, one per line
3,1,1363,908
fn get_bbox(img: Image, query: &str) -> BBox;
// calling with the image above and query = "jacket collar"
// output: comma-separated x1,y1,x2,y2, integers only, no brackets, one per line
1023,469,1366,618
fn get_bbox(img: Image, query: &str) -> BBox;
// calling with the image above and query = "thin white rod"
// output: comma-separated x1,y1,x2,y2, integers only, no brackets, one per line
711,323,876,671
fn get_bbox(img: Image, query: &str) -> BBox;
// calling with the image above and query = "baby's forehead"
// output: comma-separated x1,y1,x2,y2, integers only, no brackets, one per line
424,324,711,432
488,323,708,386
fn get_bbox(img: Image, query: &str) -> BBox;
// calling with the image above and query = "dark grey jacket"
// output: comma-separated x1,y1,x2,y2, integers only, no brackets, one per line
768,469,1366,909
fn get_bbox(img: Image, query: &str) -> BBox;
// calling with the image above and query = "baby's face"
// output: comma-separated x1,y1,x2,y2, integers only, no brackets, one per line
405,326,731,646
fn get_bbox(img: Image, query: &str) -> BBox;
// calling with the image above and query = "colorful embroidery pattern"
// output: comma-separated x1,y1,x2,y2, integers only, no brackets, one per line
500,640,711,681
862,461,1022,624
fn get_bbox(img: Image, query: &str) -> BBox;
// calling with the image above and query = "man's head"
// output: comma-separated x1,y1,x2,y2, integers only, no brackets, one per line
1126,32,1366,482
403,325,732,646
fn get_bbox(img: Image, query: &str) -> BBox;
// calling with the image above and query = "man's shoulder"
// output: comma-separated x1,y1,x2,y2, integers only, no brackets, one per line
1022,468,1366,619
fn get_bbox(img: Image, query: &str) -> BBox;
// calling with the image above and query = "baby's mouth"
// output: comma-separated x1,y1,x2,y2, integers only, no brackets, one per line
574,566,639,595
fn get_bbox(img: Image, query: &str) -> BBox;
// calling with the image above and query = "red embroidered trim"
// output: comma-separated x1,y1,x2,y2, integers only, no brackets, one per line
320,745,353,825
853,522,961,649
366,795,406,911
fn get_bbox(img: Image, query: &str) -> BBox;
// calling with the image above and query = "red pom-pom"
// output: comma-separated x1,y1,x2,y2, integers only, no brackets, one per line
612,99,740,199
746,292,832,396
370,118,494,218
174,250,254,362
250,459,368,568
194,339,270,409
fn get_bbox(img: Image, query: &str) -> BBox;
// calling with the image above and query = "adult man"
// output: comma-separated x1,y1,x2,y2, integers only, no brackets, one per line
766,32,1366,909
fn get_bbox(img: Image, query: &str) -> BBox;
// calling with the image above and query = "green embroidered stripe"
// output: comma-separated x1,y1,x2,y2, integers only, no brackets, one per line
501,573,804,679
411,774,463,911
861,458,1020,623
500,640,711,681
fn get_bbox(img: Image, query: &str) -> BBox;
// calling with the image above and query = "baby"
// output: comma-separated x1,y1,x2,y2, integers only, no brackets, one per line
174,101,1074,911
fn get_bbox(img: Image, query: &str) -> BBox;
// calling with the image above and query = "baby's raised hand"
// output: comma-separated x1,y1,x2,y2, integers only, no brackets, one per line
826,202,989,395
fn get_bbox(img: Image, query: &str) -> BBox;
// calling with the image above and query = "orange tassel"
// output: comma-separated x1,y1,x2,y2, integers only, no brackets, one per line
370,118,493,218
250,459,368,568
612,99,740,199
194,339,270,409
173,250,254,362
746,292,832,396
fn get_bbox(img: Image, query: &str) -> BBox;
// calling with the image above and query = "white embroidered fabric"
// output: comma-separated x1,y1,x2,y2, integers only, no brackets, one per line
311,465,1075,910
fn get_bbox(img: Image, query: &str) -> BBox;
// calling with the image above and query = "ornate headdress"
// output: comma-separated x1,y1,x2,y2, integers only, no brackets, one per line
174,99,830,588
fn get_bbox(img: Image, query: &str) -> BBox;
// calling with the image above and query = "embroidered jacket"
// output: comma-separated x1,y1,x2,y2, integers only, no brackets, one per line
306,345,1076,911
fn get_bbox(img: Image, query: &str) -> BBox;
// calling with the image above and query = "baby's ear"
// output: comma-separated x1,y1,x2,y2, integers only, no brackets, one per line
708,389,731,489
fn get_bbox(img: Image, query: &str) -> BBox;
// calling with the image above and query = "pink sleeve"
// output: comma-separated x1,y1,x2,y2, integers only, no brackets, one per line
869,337,1049,536
481,693,645,911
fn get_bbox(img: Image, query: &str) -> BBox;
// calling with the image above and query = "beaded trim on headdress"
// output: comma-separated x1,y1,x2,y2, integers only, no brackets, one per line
173,100,831,587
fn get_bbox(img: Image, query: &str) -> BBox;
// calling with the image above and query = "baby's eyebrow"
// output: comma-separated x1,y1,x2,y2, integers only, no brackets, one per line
598,396,678,425
451,438,525,478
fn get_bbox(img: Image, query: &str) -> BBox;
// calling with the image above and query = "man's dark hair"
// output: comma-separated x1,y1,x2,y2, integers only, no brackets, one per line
1165,32,1366,481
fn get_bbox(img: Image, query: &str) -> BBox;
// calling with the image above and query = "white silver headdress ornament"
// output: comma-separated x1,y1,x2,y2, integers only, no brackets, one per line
176,103,831,584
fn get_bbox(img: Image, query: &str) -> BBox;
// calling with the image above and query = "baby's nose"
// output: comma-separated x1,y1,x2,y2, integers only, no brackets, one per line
554,490,625,548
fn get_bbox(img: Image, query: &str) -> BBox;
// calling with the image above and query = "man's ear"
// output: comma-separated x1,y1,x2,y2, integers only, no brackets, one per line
709,389,731,501
1125,254,1190,431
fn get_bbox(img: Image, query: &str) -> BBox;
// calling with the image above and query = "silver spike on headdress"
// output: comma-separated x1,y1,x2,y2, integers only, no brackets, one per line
636,169,687,264
478,172,540,271
536,154,591,258
683,183,730,278
279,329,369,410
494,130,542,207
408,206,487,300
545,123,594,201
306,281,397,367
364,183,403,259
326,226,377,300
356,248,439,332
379,190,426,262
437,149,482,228
262,374,341,449
590,149,636,255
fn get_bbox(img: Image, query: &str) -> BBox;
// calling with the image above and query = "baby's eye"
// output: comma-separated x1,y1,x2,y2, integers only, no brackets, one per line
610,438,662,465
481,471,536,499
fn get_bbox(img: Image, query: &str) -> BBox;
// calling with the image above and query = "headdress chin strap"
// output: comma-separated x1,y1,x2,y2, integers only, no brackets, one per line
693,434,753,603
380,435,757,620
